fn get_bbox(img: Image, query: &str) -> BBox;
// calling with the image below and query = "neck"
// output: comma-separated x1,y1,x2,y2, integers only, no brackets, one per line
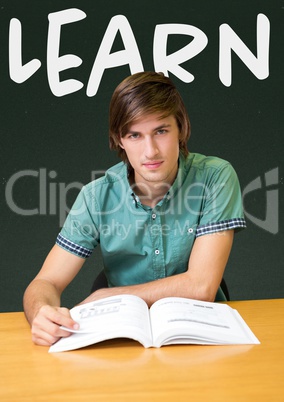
128,169,177,208
133,182,169,207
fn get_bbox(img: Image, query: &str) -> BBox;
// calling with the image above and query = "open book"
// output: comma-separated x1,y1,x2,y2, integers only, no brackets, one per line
49,295,260,353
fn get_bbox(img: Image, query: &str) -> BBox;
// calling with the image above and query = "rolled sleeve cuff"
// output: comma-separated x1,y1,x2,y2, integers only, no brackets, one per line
56,233,93,258
196,218,246,237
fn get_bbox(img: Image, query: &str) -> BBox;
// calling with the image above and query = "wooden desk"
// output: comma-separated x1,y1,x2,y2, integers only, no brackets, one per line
0,299,283,402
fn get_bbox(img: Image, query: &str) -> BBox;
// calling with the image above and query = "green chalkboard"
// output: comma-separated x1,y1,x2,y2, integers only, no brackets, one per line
1,0,283,311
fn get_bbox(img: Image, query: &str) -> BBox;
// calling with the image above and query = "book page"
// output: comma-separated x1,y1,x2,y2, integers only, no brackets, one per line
49,295,152,352
149,298,260,347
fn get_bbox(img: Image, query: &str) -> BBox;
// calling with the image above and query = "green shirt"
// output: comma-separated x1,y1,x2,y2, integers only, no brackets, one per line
57,153,246,297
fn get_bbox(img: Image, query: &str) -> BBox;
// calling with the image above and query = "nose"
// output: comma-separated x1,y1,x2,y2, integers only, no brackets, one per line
144,136,159,159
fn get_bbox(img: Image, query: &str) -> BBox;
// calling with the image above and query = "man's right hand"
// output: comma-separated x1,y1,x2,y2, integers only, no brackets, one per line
31,305,79,346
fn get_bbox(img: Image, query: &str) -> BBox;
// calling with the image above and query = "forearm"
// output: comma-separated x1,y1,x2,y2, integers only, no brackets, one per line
81,271,209,307
82,231,234,307
23,278,61,326
23,245,85,326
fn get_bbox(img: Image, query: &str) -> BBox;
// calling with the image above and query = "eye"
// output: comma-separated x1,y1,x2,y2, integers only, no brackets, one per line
130,133,140,139
126,133,140,140
156,129,167,135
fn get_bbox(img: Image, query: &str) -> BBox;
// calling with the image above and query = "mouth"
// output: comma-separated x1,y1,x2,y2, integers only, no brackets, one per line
143,161,164,169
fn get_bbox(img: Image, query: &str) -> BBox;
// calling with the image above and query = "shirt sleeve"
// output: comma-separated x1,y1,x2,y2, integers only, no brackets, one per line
196,162,246,237
56,186,100,258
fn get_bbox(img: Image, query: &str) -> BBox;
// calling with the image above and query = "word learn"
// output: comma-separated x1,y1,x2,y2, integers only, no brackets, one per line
9,9,270,97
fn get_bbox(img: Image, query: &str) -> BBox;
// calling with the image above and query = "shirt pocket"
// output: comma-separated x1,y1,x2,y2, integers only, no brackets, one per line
165,224,196,275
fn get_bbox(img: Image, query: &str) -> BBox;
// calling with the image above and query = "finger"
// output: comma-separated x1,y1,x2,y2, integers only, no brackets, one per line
40,305,79,330
31,322,61,346
32,330,58,346
56,307,80,330
32,318,74,345
31,310,75,346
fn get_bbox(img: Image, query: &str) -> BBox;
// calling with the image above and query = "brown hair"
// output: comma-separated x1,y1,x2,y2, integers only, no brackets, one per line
109,71,191,163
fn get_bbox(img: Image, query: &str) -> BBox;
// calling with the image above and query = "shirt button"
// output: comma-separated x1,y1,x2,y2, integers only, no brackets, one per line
187,228,194,234
155,249,160,255
152,213,156,220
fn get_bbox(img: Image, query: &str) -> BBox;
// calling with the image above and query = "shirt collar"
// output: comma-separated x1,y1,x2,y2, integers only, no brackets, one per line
163,152,192,203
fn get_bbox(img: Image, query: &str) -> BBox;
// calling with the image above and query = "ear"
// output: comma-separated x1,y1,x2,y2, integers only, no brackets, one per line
118,137,125,149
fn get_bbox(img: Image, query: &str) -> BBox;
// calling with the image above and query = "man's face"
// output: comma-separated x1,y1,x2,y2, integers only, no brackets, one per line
119,113,180,191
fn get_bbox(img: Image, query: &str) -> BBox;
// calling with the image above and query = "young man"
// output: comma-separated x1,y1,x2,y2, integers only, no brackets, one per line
23,71,246,346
